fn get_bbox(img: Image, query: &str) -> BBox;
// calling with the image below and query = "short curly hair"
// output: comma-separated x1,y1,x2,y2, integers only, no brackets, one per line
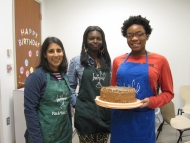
121,15,153,37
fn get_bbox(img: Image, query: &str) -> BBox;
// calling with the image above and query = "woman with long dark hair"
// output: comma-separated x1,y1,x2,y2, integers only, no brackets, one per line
67,26,111,143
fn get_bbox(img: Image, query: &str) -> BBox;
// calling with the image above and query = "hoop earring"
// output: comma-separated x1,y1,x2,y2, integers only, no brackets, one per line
99,48,104,55
84,45,88,53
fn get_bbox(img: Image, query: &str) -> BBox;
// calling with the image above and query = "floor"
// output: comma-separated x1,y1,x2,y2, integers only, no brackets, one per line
72,123,190,143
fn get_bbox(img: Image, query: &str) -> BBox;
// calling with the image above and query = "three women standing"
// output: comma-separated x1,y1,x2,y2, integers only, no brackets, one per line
24,16,174,143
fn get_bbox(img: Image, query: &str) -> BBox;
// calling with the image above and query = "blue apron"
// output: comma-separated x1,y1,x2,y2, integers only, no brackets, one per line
110,52,155,143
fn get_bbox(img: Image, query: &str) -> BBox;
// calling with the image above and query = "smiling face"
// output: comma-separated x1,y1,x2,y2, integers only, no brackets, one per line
126,24,149,55
44,43,64,71
87,30,103,53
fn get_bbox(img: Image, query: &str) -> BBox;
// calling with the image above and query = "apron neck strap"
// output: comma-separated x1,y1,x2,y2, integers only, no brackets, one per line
124,51,148,63
46,73,50,81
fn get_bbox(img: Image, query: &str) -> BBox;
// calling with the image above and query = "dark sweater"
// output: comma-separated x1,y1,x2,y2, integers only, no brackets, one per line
24,67,71,143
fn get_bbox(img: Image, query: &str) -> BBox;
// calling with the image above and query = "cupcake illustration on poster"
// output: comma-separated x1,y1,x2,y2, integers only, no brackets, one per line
26,70,30,77
36,50,39,57
25,59,29,66
20,66,24,74
30,67,34,73
28,50,32,57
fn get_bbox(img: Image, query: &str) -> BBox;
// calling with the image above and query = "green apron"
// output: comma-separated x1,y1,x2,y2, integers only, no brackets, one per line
29,73,72,143
74,67,111,134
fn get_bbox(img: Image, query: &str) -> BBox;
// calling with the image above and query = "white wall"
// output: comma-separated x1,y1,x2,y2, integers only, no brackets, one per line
0,77,2,143
0,0,190,143
42,0,190,112
0,0,15,142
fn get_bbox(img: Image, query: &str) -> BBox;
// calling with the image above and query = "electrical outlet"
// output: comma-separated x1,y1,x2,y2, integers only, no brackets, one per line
7,117,10,125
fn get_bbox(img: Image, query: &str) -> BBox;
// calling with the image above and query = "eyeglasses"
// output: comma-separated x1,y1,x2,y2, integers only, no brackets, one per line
126,32,146,39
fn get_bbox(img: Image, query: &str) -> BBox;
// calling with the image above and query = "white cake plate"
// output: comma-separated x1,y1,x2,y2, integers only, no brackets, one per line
95,96,143,109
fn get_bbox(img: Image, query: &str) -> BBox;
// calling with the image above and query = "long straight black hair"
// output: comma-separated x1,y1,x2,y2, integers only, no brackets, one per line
80,26,111,71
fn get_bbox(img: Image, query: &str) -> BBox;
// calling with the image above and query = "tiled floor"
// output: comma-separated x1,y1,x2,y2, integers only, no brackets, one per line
72,123,190,143
156,123,190,143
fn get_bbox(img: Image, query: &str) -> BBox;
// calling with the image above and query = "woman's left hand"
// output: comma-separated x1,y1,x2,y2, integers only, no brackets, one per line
139,98,149,108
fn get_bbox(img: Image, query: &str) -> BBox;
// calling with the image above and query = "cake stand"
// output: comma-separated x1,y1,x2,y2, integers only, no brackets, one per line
95,96,143,109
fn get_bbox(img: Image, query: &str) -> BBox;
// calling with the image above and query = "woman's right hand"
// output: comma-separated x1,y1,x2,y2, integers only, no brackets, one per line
139,98,149,108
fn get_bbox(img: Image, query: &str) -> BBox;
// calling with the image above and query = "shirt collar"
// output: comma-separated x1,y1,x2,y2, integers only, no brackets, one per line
87,54,96,67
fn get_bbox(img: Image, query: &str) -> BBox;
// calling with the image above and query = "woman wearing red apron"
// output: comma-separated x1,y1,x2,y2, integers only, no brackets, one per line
111,15,174,143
